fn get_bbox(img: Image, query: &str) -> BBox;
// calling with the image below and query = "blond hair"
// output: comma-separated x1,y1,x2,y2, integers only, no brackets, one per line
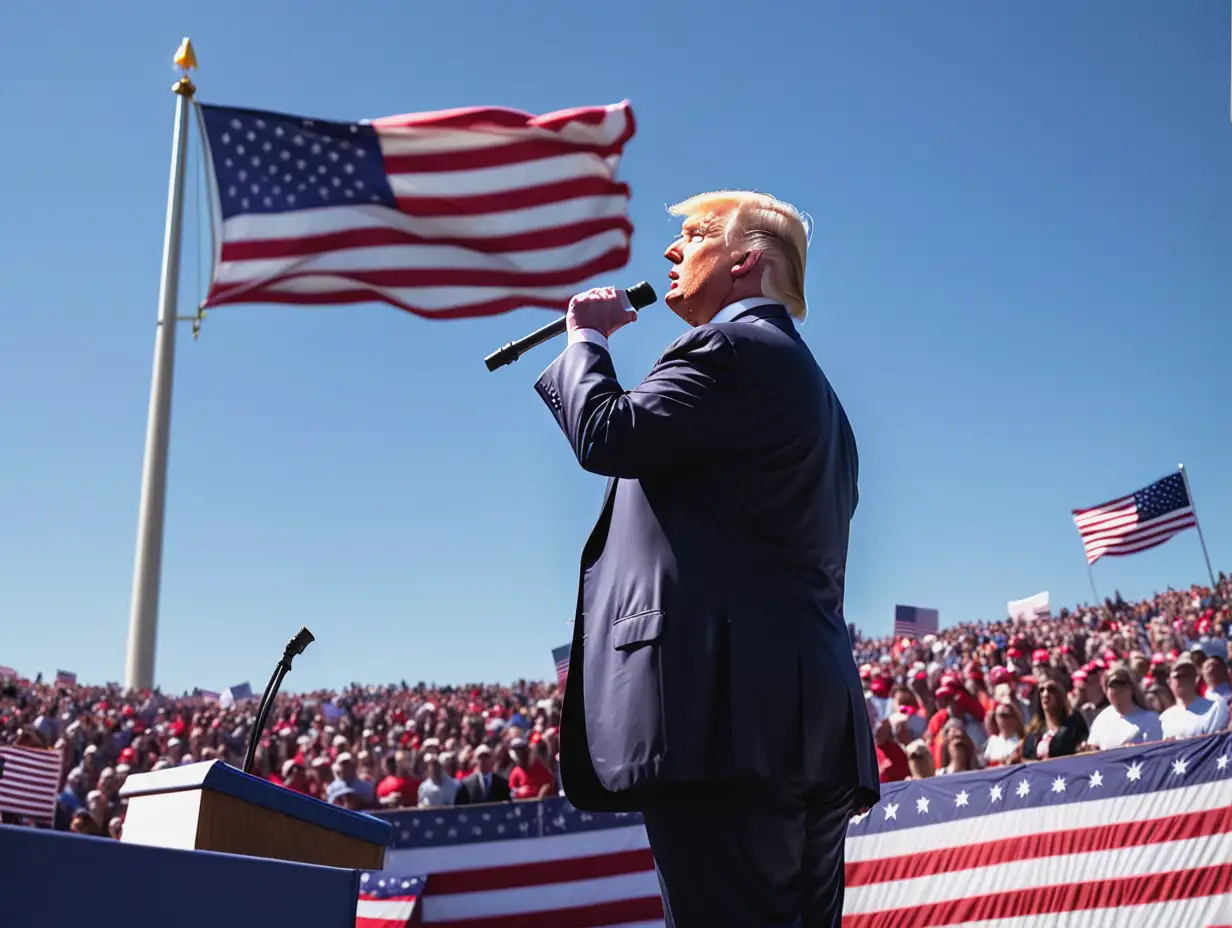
667,190,810,321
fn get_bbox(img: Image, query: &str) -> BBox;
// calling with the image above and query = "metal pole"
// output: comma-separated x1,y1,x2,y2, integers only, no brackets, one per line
1085,562,1101,608
124,40,197,692
1178,463,1218,590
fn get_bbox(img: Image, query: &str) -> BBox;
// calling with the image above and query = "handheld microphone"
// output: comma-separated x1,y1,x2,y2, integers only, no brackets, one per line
484,281,657,372
241,626,315,776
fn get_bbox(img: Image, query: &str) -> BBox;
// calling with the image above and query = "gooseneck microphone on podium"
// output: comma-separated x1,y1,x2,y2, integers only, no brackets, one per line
484,281,657,372
241,626,315,776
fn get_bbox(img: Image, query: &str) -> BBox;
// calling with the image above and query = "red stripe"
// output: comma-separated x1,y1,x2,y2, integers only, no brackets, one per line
426,896,663,928
382,140,625,174
426,849,655,895
219,217,634,262
847,805,1232,887
208,247,630,299
840,863,1232,928
392,177,629,217
204,286,570,319
371,106,605,131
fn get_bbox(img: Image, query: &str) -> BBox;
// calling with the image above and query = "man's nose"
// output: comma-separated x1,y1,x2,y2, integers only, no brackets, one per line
663,240,683,263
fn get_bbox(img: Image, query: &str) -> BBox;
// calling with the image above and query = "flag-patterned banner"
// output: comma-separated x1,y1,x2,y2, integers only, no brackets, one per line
552,644,570,687
894,605,939,639
0,745,62,822
196,100,635,319
368,734,1232,927
375,798,661,927
53,670,76,687
1072,472,1197,565
0,666,17,680
357,873,424,928
845,732,1232,926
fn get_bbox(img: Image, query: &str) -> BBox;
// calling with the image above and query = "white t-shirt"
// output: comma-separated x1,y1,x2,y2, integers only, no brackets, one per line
1160,696,1230,740
1087,705,1163,750
982,734,1022,766
417,775,460,808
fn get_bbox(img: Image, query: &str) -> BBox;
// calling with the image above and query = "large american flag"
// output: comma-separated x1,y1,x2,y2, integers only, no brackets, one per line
195,100,635,318
1072,472,1197,564
0,745,62,822
894,605,939,639
364,734,1232,927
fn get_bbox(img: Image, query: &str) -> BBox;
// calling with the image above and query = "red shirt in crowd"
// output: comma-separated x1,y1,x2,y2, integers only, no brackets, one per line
508,761,554,799
877,740,910,782
377,774,420,807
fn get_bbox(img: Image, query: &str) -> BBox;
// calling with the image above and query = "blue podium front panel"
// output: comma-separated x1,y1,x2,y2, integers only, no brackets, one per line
0,825,359,928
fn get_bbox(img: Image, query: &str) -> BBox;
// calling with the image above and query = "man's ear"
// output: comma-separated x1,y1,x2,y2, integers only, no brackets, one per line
731,249,764,280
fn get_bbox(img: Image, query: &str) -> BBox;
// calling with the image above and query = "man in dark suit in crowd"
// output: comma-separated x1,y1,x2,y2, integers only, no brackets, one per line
454,745,510,805
533,190,879,927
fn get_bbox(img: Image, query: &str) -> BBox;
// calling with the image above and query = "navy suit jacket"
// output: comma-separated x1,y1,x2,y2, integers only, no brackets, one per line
535,304,879,814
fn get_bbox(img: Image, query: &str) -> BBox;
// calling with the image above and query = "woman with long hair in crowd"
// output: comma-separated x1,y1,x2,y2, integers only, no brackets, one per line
983,700,1030,766
1028,673,1088,760
1085,663,1162,750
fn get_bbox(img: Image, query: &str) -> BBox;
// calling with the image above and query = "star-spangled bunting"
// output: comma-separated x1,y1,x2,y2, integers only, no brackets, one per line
363,733,1232,927
195,100,635,319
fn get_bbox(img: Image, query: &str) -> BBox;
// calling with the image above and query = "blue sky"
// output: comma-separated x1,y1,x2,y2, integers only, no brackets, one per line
1,2,1229,693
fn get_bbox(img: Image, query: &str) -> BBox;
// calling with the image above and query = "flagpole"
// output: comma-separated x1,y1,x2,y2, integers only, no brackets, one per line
1085,562,1101,608
1178,463,1218,590
124,39,198,693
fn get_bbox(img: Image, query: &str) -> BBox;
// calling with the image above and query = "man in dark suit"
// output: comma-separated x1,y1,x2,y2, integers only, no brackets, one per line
454,745,511,805
533,191,879,927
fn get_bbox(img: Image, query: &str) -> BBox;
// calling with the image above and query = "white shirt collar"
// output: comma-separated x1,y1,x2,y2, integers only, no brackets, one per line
710,297,782,325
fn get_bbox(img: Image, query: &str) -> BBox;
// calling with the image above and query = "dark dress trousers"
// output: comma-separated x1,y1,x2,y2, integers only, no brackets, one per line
453,770,511,805
535,303,880,928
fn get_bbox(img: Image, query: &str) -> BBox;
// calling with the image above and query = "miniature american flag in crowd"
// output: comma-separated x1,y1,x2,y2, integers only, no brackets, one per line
0,745,62,822
53,669,76,687
371,797,663,927
552,644,571,687
844,732,1232,926
1072,472,1197,564
355,873,424,928
195,100,635,318
893,605,939,639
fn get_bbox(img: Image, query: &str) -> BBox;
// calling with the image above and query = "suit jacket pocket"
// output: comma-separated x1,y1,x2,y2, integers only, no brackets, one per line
612,609,664,651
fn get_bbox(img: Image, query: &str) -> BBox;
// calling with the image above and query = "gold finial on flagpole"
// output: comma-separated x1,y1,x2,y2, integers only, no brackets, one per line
173,38,197,96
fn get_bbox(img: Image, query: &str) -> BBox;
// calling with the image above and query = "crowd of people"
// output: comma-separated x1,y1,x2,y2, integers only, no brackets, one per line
3,571,1230,835
855,574,1232,780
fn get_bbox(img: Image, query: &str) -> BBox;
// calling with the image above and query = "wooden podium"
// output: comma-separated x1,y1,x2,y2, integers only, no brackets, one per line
119,760,391,870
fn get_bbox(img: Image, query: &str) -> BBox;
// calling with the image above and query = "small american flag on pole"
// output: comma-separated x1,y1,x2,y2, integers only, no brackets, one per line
0,745,62,822
552,644,571,687
53,670,76,687
893,605,939,639
196,100,635,319
1072,472,1197,565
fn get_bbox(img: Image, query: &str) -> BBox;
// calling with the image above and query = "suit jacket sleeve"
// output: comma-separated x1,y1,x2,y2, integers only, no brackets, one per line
533,326,738,478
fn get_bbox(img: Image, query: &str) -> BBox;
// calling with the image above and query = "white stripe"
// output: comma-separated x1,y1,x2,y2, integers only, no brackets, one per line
219,196,630,243
373,104,630,152
844,832,1232,915
1074,500,1134,528
421,870,659,922
1082,507,1191,544
845,778,1232,862
385,152,618,198
356,898,417,920
1084,511,1195,551
951,893,1232,928
253,277,582,311
383,824,649,874
214,228,630,285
